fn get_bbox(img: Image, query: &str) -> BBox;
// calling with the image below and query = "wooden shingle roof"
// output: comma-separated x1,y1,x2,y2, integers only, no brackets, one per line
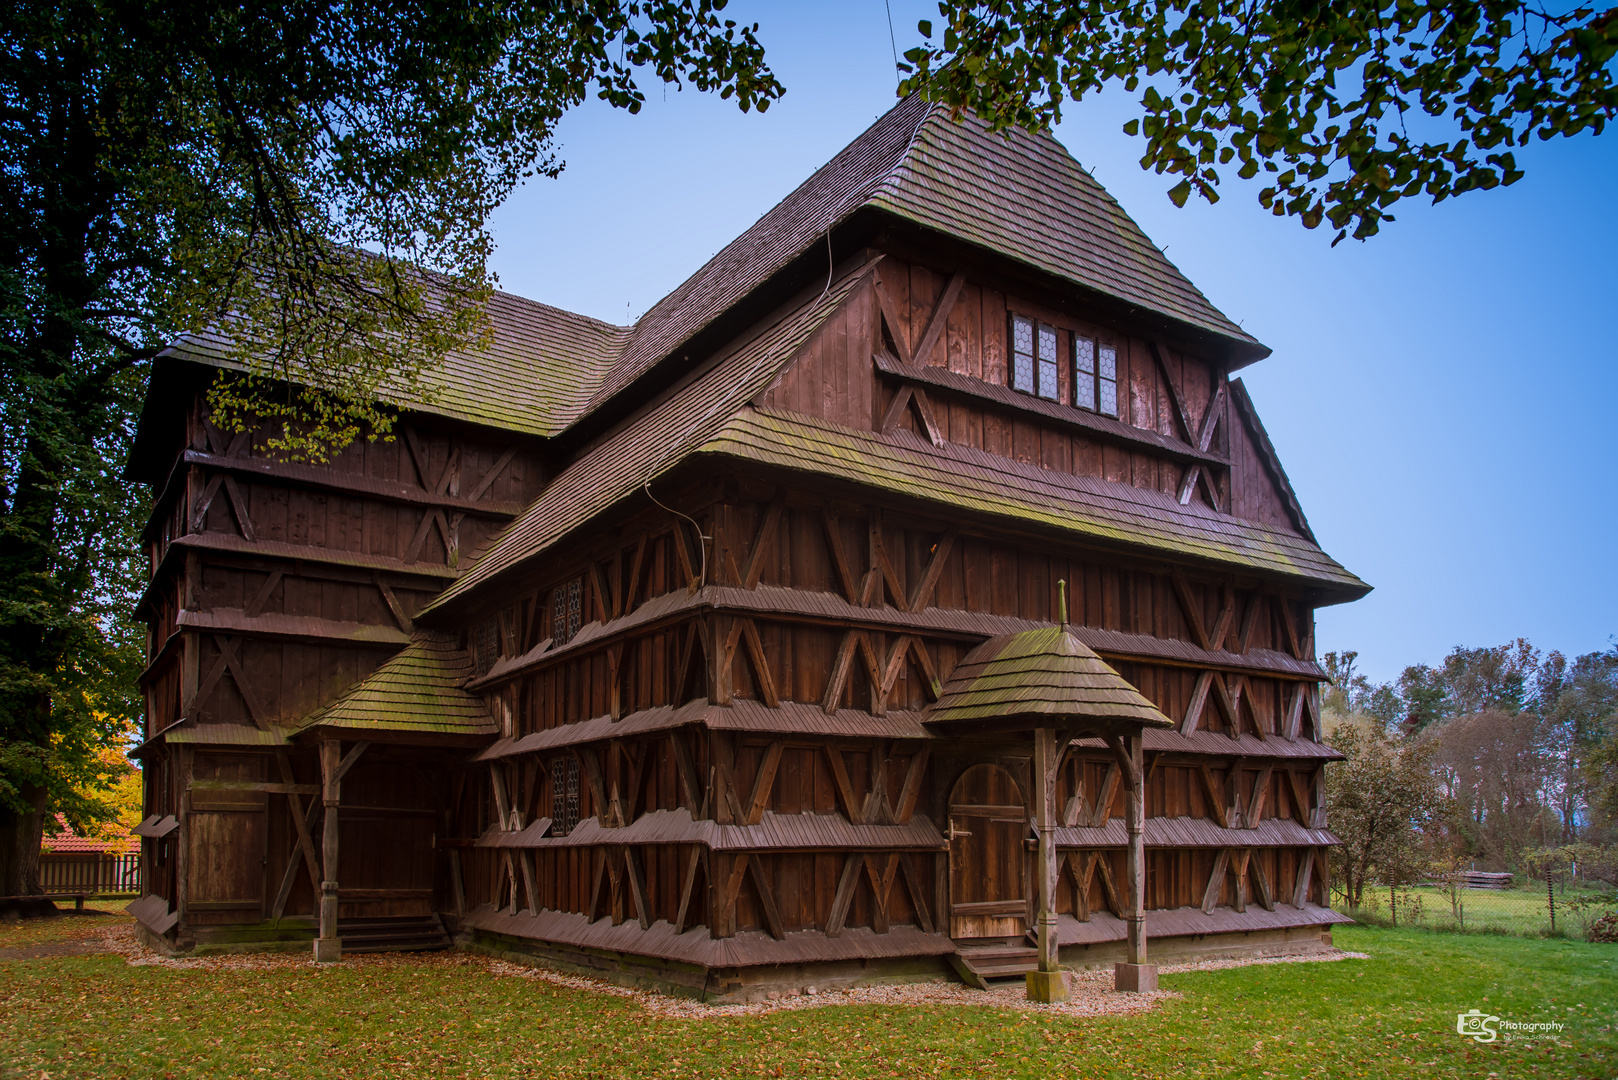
425,261,877,613
699,408,1369,595
586,95,1259,417
297,632,495,736
927,625,1174,732
151,98,1257,449
160,289,629,438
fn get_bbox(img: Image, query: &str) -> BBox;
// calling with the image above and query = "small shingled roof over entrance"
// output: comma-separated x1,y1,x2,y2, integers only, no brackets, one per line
928,625,1175,732
297,632,495,736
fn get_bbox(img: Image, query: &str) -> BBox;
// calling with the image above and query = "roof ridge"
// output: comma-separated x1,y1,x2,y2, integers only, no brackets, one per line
487,287,630,334
580,96,936,416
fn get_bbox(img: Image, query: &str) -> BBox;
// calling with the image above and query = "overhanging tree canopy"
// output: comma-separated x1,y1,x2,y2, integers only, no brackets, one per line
0,0,780,895
898,0,1618,242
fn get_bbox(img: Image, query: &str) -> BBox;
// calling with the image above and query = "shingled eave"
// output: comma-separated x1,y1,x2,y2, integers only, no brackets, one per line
420,260,880,620
694,408,1370,602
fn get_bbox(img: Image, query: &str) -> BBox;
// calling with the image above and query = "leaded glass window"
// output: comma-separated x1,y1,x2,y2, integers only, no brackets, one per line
551,755,580,836
549,576,583,645
1074,336,1097,411
1010,314,1035,394
1036,323,1059,401
1098,343,1119,417
471,618,500,675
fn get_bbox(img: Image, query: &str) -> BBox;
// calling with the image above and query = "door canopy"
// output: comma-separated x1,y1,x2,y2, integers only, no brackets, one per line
925,626,1174,736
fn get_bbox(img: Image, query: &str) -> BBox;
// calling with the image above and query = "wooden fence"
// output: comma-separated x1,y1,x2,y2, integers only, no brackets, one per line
39,852,141,897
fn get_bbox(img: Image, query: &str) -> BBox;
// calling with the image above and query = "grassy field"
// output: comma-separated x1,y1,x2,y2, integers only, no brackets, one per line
2,909,1614,1079
1345,883,1614,937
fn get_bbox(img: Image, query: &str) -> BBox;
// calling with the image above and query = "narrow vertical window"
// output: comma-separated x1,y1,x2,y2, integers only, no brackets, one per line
1037,324,1059,401
565,577,582,639
1010,314,1035,394
548,575,585,645
549,584,565,643
551,755,580,836
471,618,501,675
1073,336,1096,411
1098,344,1119,417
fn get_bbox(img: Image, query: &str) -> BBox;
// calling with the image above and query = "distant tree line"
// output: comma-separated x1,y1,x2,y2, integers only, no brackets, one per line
1323,640,1618,894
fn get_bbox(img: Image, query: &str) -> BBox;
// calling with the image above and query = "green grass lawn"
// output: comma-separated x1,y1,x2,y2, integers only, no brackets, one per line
1347,883,1613,937
2,914,1614,1079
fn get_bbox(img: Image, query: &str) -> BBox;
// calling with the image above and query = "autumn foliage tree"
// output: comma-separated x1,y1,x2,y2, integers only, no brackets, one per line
1325,722,1442,907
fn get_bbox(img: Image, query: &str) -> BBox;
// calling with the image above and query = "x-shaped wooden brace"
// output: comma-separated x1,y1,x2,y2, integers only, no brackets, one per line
190,635,270,728
873,272,964,447
1066,850,1124,920
1148,342,1227,510
268,751,321,923
188,473,256,540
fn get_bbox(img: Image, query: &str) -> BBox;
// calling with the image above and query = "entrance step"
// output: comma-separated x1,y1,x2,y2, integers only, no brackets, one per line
950,940,1041,989
337,915,452,954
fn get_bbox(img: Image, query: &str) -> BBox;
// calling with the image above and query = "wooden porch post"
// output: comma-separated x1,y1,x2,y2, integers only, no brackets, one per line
315,740,342,962
1027,726,1067,1002
1125,733,1146,964
1115,731,1157,992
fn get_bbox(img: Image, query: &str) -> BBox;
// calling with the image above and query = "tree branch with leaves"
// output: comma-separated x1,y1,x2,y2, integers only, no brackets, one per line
0,0,781,895
898,0,1618,243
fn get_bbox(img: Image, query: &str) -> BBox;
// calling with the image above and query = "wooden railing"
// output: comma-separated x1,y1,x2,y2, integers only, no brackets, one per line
39,853,141,897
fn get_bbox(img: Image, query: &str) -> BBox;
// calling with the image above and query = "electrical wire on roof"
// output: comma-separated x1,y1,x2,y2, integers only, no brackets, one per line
640,228,841,587
884,0,900,85
643,480,708,588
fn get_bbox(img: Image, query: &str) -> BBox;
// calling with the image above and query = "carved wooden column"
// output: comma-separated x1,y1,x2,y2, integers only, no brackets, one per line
1115,732,1157,992
1027,726,1067,1002
315,740,342,962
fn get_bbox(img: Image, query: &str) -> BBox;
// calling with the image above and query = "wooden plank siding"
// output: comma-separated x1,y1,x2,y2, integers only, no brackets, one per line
450,472,1335,942
136,393,548,738
757,258,1298,526
129,99,1359,972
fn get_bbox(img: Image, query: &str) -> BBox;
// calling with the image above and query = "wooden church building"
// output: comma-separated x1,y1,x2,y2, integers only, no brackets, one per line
126,96,1366,1001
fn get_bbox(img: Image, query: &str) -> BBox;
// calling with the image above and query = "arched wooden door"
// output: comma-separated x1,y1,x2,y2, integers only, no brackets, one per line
948,763,1028,939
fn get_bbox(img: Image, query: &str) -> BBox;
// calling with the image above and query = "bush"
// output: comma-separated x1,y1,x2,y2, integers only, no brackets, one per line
1586,913,1618,944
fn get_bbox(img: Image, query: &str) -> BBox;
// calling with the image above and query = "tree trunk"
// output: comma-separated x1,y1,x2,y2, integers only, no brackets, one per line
0,784,48,896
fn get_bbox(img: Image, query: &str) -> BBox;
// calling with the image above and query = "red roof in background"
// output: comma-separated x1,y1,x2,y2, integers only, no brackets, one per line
41,815,139,855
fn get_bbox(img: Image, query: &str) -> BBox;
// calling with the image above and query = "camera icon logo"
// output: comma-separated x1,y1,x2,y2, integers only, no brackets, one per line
1456,1008,1499,1043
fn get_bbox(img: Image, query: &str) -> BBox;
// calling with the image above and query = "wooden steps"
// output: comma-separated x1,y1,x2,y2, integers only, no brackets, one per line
337,915,452,954
949,939,1040,989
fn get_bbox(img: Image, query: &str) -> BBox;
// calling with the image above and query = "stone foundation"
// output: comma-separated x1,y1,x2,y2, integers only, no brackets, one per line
461,928,956,1004
1061,924,1338,969
127,915,1345,1000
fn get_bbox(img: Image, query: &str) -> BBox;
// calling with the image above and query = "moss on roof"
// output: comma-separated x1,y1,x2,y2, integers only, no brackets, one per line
695,408,1369,596
298,632,495,736
162,289,629,438
929,626,1174,731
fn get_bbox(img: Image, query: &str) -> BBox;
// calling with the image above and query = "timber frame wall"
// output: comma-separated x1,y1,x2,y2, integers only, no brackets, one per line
443,252,1345,983
130,101,1361,986
132,376,547,942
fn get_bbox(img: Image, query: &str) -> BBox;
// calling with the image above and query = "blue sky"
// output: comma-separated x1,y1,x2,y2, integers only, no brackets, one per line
486,2,1618,684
